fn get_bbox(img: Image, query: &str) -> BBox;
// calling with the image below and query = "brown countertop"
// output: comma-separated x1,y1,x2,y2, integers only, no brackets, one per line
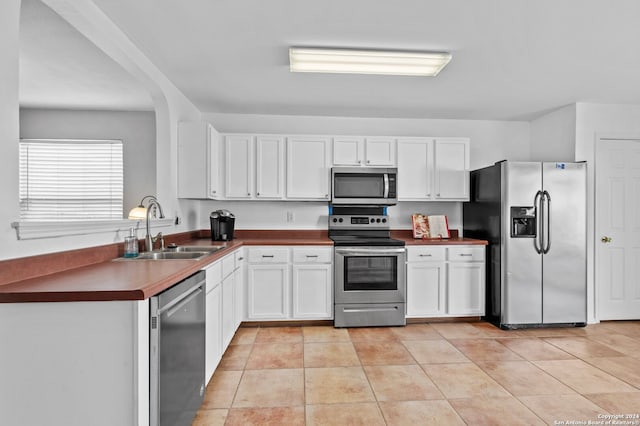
391,230,488,246
0,229,484,303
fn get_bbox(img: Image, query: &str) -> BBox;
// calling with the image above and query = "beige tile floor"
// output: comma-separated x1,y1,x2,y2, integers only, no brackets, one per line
193,321,640,425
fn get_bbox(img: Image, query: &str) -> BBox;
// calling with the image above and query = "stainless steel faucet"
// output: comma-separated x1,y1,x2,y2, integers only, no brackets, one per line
144,197,165,252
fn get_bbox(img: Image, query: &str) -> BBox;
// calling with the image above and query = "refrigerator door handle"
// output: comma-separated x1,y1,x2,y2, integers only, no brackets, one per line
533,190,543,254
542,190,551,254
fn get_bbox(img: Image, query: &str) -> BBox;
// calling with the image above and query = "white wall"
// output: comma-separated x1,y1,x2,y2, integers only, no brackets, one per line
199,112,530,231
20,108,157,216
0,0,202,261
574,103,640,323
201,200,462,232
530,104,576,161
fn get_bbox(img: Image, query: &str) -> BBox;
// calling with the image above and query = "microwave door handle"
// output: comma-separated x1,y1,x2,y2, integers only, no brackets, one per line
383,174,389,198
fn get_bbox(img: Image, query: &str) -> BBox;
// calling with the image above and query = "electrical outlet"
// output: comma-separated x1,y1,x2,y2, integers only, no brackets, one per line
286,211,294,222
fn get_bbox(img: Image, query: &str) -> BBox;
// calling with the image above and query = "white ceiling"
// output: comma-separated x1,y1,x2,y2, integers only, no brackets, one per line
21,0,640,120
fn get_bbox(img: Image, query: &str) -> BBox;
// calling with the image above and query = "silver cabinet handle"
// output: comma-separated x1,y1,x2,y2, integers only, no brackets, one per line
601,236,612,243
306,255,319,258
262,254,274,258
419,254,432,257
459,253,473,257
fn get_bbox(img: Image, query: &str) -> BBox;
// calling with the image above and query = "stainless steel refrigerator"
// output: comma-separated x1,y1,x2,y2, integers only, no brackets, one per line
463,161,587,329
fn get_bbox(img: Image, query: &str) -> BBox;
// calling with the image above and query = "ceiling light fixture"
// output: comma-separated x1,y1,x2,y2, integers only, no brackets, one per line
289,47,452,77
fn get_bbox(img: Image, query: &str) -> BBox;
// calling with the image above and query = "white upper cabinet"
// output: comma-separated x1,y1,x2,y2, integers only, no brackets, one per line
178,121,221,199
333,136,364,166
365,137,396,166
397,138,433,200
286,136,331,200
224,134,254,199
332,136,396,166
397,137,470,201
434,138,470,200
255,135,285,199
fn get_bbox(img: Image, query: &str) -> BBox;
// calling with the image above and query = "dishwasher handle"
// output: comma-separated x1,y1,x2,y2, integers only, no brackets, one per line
160,284,204,317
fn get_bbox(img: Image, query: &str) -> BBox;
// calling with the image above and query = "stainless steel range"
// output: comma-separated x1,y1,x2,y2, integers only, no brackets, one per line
330,206,406,327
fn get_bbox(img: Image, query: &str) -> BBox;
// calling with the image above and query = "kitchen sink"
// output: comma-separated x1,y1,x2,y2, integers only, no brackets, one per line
165,245,227,253
116,244,226,261
135,251,212,260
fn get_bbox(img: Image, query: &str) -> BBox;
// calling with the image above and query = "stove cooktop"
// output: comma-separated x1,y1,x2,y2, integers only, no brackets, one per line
329,235,406,247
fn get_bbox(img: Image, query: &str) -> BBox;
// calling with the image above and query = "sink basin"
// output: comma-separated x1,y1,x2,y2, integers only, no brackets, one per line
135,251,212,260
166,245,226,253
115,244,227,261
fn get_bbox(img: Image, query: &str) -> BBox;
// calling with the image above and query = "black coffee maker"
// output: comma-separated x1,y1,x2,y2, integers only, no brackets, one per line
210,209,235,241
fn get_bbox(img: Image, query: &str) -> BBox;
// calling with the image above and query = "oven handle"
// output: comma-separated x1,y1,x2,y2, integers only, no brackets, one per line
335,247,406,254
383,173,390,198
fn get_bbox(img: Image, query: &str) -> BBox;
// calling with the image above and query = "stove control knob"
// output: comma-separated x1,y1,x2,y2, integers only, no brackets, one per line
332,218,338,223
376,218,381,223
382,218,387,223
370,218,375,223
338,218,344,223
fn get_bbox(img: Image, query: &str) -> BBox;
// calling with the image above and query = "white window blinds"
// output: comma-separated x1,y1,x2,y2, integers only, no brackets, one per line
19,139,124,221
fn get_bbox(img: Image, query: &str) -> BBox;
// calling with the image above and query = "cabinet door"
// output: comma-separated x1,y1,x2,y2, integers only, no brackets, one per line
406,262,446,316
447,263,485,315
221,274,235,349
178,121,220,199
225,134,253,199
233,261,244,328
208,125,221,199
333,137,364,166
365,137,396,166
205,284,221,384
246,264,289,319
286,137,331,200
397,138,433,200
292,264,332,319
256,135,285,199
434,138,470,200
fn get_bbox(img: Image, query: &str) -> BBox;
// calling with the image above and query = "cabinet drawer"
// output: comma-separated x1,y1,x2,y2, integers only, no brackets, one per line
247,247,289,263
292,247,332,263
407,246,446,262
204,260,222,293
447,246,485,262
221,254,235,278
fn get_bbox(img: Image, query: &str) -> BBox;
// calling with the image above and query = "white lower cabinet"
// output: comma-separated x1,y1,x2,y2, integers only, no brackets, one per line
203,260,223,384
246,246,333,321
406,261,446,316
247,263,290,319
406,245,485,318
203,248,243,385
292,264,333,319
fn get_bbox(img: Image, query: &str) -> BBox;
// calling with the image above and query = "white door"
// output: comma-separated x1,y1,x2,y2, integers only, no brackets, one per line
256,135,284,199
433,138,470,200
286,137,330,200
397,138,433,200
225,134,253,198
292,264,332,319
596,138,640,320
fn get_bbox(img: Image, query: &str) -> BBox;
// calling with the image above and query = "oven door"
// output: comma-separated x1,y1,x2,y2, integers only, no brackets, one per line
334,246,406,304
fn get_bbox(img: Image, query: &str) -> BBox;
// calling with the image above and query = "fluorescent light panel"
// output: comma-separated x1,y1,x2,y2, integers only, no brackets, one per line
289,47,452,76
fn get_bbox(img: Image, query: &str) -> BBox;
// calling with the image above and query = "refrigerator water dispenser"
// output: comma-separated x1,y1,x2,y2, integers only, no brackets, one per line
510,206,536,238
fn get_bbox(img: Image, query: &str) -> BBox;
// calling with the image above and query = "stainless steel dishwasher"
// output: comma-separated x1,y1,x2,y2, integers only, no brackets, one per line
150,270,206,426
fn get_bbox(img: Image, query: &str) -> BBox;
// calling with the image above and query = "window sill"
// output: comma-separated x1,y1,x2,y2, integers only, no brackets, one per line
11,218,175,240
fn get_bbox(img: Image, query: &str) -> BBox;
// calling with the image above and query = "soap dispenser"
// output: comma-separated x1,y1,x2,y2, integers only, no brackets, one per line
124,228,139,258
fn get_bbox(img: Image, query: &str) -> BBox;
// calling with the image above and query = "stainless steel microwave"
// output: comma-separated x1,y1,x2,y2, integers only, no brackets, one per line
331,167,397,205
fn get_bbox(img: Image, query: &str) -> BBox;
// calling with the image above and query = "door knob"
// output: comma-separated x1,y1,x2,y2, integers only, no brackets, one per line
601,236,612,243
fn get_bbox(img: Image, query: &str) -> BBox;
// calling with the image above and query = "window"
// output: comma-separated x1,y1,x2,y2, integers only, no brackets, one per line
19,139,124,221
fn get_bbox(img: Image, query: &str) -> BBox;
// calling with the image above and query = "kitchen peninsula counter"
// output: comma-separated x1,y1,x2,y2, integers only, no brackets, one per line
0,229,485,303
